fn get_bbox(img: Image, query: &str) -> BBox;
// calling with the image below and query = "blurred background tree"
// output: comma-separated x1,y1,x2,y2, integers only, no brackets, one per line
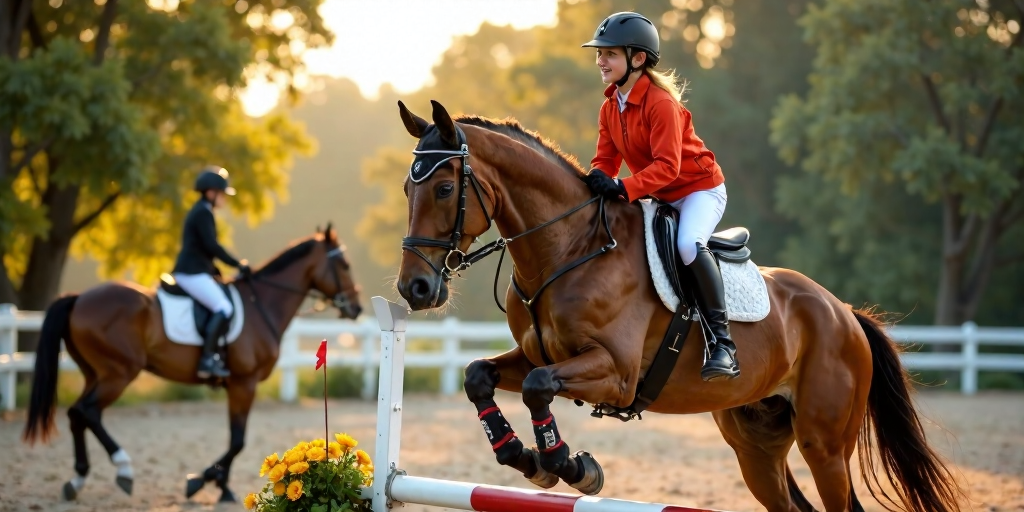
0,0,330,335
770,0,1023,325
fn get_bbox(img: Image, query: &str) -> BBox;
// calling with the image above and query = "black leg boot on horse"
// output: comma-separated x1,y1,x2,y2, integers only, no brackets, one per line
464,360,560,489
197,311,231,380
690,243,740,381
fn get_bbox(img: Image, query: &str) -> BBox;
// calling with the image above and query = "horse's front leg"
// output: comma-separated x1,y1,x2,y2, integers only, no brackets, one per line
523,347,626,496
463,347,559,489
185,377,257,502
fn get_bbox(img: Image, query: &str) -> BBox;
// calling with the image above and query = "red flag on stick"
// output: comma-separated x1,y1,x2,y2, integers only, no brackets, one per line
315,340,327,370
316,339,328,448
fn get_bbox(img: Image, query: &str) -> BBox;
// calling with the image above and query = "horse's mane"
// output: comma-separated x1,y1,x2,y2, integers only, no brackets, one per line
455,115,586,178
254,238,317,276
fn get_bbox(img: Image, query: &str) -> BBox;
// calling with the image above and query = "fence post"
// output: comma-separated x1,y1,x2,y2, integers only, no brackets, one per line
371,296,410,512
0,304,17,412
440,317,460,396
361,319,377,401
279,328,300,402
961,321,978,395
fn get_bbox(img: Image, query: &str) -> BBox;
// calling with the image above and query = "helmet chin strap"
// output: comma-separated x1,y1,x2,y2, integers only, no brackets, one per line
615,47,633,87
615,47,643,87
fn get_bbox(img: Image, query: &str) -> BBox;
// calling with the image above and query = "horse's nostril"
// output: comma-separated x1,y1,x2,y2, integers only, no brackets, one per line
410,277,432,300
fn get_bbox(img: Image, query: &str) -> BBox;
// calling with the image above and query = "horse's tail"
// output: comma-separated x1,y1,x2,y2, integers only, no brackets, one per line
22,293,79,446
853,308,965,512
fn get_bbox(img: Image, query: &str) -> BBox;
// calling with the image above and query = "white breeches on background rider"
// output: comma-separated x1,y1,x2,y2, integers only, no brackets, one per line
171,272,233,316
669,183,728,266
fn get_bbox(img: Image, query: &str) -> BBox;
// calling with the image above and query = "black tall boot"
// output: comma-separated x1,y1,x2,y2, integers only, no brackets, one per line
197,312,230,379
689,244,740,381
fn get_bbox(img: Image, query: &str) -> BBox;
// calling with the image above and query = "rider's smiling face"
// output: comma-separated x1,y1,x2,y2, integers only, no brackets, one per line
595,47,626,84
595,47,646,85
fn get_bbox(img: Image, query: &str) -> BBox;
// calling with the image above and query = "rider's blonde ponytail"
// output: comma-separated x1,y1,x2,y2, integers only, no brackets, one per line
644,66,688,105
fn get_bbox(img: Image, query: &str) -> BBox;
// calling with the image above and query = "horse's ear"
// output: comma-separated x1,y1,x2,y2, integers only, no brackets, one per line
430,100,458,147
398,100,429,139
325,222,335,242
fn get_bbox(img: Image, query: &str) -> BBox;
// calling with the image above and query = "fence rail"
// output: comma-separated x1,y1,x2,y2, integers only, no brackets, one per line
2,303,1023,411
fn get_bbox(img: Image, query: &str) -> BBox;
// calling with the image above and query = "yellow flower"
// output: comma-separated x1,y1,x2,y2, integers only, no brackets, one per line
288,461,310,475
268,464,288,483
244,493,258,510
328,442,343,459
293,441,310,452
355,449,372,467
283,448,305,466
287,479,304,501
335,433,357,451
273,481,286,496
360,464,374,485
305,447,326,462
310,439,326,448
260,452,279,477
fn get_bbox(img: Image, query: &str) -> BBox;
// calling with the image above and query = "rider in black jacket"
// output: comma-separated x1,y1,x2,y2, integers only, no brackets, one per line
171,166,250,379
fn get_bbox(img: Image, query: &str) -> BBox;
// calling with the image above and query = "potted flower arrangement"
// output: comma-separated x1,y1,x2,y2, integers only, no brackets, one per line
245,432,373,512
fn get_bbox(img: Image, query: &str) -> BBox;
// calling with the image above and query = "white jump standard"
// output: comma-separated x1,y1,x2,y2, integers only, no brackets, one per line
368,296,721,512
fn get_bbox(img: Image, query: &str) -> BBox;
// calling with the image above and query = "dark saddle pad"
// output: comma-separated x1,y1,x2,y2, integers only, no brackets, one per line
159,273,234,335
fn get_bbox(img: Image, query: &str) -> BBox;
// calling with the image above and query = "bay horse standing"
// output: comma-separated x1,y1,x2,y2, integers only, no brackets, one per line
393,100,965,512
22,224,362,503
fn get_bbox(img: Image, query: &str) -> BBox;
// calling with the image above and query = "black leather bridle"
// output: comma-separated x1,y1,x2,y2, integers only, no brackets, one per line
246,244,357,339
400,125,619,365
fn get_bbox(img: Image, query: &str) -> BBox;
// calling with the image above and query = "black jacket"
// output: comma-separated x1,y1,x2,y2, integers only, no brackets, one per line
172,199,242,275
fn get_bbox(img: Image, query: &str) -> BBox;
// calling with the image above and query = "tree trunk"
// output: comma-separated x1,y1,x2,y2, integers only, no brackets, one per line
16,179,80,352
935,201,1003,326
934,255,966,326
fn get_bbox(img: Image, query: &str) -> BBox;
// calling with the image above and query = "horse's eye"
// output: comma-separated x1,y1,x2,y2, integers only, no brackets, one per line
438,183,455,198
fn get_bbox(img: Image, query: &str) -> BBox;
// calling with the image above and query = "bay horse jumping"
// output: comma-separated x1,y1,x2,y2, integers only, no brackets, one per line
22,224,362,503
393,100,965,512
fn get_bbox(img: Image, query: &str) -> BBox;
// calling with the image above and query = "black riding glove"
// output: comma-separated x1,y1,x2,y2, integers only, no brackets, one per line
238,262,252,277
582,169,628,201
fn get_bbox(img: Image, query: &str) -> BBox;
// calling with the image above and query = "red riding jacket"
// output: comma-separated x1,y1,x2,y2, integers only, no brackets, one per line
590,74,724,203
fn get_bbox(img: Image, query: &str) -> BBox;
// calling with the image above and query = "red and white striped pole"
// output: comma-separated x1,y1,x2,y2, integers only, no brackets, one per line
369,296,723,512
389,474,716,512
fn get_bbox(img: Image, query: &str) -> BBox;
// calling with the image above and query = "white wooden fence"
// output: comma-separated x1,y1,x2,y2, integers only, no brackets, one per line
2,303,1023,411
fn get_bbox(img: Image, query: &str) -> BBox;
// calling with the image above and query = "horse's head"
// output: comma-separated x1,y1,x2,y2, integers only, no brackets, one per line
394,100,496,311
309,222,363,319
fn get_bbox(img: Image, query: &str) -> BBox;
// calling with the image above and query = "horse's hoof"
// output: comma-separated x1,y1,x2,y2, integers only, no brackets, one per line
115,476,133,496
62,481,77,501
219,487,237,503
524,448,559,489
568,451,604,495
185,474,205,499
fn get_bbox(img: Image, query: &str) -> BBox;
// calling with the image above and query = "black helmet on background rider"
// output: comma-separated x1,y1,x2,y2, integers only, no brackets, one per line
581,12,661,86
194,166,236,196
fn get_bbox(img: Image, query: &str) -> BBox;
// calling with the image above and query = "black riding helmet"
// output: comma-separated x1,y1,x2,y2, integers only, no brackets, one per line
194,166,236,196
582,12,661,86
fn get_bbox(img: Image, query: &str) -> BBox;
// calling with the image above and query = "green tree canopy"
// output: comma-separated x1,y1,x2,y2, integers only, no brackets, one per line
770,0,1023,324
1,0,330,314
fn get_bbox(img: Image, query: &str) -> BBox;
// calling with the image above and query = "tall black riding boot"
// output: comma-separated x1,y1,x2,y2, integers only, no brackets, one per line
689,244,740,381
197,312,230,379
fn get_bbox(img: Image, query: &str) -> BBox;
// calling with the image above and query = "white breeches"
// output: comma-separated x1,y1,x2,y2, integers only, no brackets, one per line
669,183,728,265
171,273,233,315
